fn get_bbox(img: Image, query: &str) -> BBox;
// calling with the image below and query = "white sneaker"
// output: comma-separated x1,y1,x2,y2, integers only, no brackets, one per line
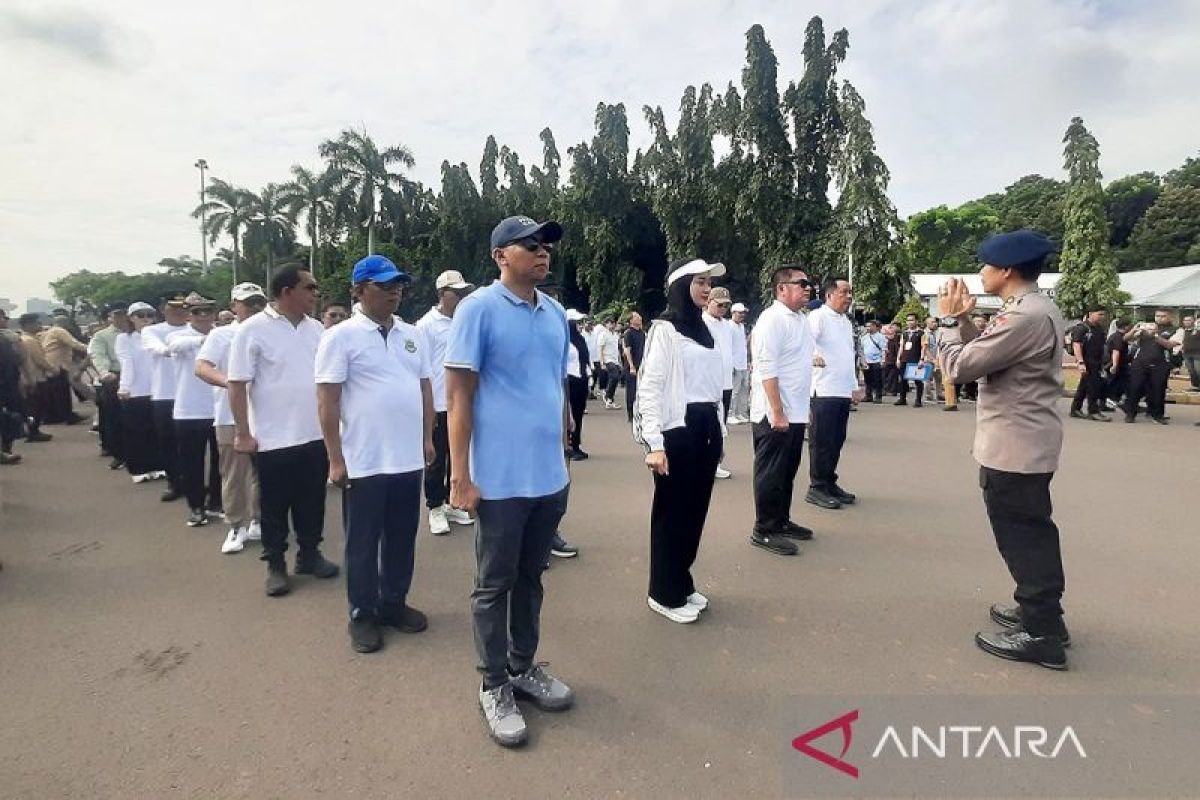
151,470,167,481
728,417,745,426
714,465,732,480
245,520,262,542
686,591,709,612
429,506,450,536
443,505,474,526
221,527,246,554
132,473,152,484
648,596,700,624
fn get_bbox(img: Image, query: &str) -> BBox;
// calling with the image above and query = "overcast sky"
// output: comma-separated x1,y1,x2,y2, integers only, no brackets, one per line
2,0,1197,309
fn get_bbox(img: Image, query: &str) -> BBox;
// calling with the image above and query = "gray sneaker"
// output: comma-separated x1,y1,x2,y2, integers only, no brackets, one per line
510,663,575,712
479,682,527,747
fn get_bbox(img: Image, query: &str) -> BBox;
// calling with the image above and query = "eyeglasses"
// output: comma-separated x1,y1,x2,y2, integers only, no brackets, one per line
508,236,554,253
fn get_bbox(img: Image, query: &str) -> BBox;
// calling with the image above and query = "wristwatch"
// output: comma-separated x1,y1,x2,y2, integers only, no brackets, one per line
939,316,959,328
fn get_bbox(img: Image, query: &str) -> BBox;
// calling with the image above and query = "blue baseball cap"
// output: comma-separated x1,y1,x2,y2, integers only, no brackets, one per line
977,229,1056,268
489,215,564,250
351,255,411,285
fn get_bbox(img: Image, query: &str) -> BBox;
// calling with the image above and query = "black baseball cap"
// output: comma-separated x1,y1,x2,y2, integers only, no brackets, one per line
490,215,563,250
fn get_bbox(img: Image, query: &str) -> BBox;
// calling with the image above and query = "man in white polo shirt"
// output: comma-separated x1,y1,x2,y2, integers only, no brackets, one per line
729,302,751,423
141,294,189,502
749,265,816,557
806,278,860,510
228,264,338,597
196,283,266,554
416,269,476,536
317,255,435,654
166,292,222,528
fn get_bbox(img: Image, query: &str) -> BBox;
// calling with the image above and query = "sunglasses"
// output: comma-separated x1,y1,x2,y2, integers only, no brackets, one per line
368,279,406,291
508,236,554,253
782,279,811,288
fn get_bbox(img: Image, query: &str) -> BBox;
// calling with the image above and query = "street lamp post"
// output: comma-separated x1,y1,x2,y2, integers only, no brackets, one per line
195,159,208,274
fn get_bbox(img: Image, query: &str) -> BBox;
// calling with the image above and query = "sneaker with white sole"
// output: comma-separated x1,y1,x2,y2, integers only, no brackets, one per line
686,591,709,612
648,596,700,623
510,663,574,711
714,465,732,480
443,505,474,525
429,506,450,536
132,473,153,484
245,520,262,542
479,681,527,747
221,527,246,554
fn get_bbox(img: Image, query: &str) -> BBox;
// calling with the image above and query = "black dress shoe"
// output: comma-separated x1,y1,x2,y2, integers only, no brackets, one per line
989,603,1071,647
381,604,428,633
805,489,842,509
893,399,907,406
160,487,182,502
568,448,589,461
295,550,339,578
780,522,814,540
830,485,856,504
25,431,52,443
348,617,383,653
974,630,1067,670
265,561,291,597
1151,416,1169,425
750,531,799,556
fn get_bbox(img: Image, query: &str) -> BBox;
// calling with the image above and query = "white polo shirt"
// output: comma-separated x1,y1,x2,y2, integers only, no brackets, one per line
415,305,452,413
315,313,431,479
227,304,323,452
750,300,815,424
809,304,858,398
597,327,620,365
197,322,238,426
731,321,748,371
166,326,214,420
141,321,187,401
703,313,735,390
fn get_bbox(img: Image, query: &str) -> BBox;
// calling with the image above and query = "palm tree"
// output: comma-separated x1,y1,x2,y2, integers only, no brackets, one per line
245,183,296,288
278,165,342,274
192,178,254,284
318,128,415,255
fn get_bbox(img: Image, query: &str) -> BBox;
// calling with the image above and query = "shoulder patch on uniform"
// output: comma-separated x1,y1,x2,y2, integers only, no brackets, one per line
982,314,1010,336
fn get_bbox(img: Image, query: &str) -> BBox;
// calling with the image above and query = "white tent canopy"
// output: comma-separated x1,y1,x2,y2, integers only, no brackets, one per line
909,265,1200,313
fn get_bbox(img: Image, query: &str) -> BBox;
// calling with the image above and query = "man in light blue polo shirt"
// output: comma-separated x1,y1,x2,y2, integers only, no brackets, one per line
445,215,575,748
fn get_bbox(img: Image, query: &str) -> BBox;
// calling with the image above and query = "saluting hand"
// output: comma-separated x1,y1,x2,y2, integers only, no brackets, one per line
937,278,976,318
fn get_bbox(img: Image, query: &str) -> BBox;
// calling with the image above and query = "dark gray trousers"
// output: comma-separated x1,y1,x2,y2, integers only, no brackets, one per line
472,486,569,688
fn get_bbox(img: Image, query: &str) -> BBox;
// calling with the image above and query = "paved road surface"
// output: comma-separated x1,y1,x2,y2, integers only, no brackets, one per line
2,399,1198,798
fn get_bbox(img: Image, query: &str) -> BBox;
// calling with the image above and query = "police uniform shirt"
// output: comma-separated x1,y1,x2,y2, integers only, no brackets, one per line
938,287,1065,474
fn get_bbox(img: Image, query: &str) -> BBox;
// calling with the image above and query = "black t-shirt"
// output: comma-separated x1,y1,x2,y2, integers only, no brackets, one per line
1071,323,1106,364
1132,326,1174,367
1105,332,1128,371
623,328,646,369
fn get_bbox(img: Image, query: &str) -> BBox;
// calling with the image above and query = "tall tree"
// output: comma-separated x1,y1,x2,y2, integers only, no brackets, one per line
433,161,490,282
1103,171,1160,250
319,128,414,256
244,183,297,288
529,127,561,216
499,145,535,214
279,165,342,274
192,177,254,283
1055,117,1124,316
1120,185,1200,270
479,135,500,200
902,203,1001,274
832,81,902,313
980,174,1067,240
783,16,849,263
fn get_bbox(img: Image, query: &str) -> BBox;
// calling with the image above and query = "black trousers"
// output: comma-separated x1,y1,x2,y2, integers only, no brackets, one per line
256,439,329,561
424,411,450,508
898,365,924,405
721,388,732,423
809,396,851,493
604,363,621,401
1070,364,1104,415
43,370,73,423
979,467,1065,636
343,470,422,619
567,377,588,449
121,397,162,476
151,399,180,489
96,379,123,460
591,362,603,393
1105,369,1127,404
649,404,722,608
176,418,220,511
863,364,883,400
752,420,806,534
1124,362,1169,419
882,364,899,395
624,371,637,423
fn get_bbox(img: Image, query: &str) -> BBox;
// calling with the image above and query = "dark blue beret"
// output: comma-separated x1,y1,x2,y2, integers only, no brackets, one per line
976,229,1056,267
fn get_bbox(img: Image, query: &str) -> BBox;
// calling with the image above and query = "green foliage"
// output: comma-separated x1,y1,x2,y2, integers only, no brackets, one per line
1055,117,1126,316
892,294,927,326
1120,185,1200,270
902,202,1001,273
1103,171,1159,249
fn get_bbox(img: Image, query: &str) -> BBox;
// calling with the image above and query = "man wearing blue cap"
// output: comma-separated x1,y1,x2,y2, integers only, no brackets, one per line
317,255,435,653
445,215,575,747
937,229,1071,671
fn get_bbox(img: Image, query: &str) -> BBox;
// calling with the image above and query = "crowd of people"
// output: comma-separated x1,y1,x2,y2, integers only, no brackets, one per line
3,216,1198,747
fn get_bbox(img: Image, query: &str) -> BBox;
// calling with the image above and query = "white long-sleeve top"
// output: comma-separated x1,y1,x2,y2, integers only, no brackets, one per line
116,331,153,398
632,320,727,452
141,321,187,401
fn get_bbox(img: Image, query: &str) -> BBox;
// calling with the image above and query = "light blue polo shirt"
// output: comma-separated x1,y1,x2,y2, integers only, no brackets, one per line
444,281,570,500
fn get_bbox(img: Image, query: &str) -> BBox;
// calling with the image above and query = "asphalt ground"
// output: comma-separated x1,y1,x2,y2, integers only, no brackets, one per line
2,396,1199,798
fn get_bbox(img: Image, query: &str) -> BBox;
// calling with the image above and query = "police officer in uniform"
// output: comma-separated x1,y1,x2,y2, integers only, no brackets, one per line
936,230,1070,671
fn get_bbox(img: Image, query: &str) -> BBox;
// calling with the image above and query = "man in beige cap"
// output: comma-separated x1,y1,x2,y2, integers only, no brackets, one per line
416,269,476,535
167,292,222,528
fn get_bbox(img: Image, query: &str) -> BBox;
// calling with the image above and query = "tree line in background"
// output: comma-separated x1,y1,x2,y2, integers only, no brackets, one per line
49,18,1200,322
